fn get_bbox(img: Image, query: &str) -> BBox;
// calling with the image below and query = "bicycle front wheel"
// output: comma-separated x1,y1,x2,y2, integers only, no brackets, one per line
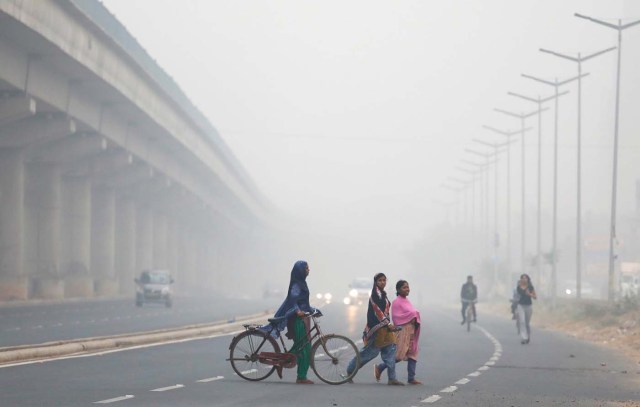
311,334,359,385
229,330,280,381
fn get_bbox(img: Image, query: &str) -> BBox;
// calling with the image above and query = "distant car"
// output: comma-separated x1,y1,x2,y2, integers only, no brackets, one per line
135,270,174,307
344,278,371,305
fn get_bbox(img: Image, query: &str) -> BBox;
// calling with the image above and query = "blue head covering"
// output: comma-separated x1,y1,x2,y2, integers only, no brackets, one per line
269,260,314,336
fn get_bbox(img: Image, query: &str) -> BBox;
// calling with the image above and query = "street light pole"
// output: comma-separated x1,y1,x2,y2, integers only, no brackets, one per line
522,72,588,306
462,157,497,259
574,13,640,302
472,140,511,292
508,90,569,289
482,125,531,281
494,108,547,278
539,45,616,299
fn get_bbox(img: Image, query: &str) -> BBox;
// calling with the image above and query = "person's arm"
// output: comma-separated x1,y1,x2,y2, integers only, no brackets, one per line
529,286,537,300
472,285,478,301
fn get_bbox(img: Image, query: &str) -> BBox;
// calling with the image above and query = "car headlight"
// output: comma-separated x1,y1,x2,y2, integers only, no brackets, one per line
343,297,351,305
324,293,332,301
565,289,571,295
316,293,323,299
349,289,358,298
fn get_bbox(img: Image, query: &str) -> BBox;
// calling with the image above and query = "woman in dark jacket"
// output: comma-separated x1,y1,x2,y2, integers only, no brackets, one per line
345,273,404,385
272,260,316,384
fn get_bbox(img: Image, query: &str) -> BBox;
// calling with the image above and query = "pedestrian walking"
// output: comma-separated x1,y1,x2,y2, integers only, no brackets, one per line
516,273,536,344
346,273,404,385
375,280,423,385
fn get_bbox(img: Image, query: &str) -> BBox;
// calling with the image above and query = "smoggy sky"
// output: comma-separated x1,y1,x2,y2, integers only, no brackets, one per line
100,1,640,286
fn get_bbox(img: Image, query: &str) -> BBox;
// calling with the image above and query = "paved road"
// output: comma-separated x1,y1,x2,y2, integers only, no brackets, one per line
0,296,280,347
0,301,637,406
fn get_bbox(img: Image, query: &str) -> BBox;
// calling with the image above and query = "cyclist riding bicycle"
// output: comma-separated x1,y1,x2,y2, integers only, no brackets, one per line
460,275,477,325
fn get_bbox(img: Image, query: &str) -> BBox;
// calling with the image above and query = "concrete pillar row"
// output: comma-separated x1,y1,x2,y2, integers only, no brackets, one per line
26,162,63,299
0,148,27,300
115,197,136,296
91,186,117,296
61,175,93,298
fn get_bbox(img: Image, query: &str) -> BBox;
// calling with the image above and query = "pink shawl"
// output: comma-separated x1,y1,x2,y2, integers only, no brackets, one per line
391,295,421,355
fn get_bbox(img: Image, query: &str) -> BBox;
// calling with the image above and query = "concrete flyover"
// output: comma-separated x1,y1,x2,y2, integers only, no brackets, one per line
0,0,273,301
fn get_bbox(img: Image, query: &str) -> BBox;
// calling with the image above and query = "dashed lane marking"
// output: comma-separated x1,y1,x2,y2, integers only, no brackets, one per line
93,395,134,404
420,395,441,403
455,378,470,385
197,376,224,383
440,385,457,393
151,384,184,392
478,366,489,371
468,371,481,377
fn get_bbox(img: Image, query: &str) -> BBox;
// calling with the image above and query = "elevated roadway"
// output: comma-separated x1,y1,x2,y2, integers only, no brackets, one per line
0,0,274,301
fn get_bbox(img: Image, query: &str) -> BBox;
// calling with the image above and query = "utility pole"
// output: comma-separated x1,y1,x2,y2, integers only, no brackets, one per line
508,90,569,290
574,13,640,302
482,126,530,283
522,73,588,306
461,158,496,259
471,140,510,293
494,108,547,278
539,45,616,299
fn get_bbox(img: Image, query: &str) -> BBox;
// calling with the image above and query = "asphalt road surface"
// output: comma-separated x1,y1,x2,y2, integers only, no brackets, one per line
0,300,638,406
0,296,280,347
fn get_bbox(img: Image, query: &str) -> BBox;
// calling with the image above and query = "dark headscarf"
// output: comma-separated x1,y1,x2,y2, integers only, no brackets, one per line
273,260,313,324
367,272,390,329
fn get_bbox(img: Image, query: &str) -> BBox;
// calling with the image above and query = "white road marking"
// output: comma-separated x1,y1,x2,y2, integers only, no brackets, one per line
93,395,134,404
421,395,441,403
485,361,495,366
237,369,258,375
151,384,184,392
468,371,481,377
197,376,224,383
478,366,489,371
440,385,457,393
455,378,470,385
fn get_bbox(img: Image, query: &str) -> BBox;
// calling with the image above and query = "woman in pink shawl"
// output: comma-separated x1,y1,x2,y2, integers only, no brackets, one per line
374,279,422,385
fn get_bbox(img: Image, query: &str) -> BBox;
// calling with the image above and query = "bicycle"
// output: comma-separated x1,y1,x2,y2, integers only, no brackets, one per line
462,299,476,332
227,309,360,385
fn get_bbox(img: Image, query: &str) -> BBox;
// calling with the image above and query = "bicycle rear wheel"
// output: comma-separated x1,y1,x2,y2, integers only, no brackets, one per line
229,330,280,381
311,334,359,385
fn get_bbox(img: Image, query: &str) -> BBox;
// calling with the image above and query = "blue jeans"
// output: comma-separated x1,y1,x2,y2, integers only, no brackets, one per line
378,358,417,382
347,333,397,381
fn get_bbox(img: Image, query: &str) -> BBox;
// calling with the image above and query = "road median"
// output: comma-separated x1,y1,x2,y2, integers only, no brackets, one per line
0,311,272,365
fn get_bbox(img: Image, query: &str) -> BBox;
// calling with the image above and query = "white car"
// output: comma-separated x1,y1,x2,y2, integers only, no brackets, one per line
344,278,371,305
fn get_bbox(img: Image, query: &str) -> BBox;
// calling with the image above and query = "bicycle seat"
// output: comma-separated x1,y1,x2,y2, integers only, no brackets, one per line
267,316,287,325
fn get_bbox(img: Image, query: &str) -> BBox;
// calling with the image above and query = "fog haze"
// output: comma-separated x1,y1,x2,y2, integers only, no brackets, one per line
101,0,640,302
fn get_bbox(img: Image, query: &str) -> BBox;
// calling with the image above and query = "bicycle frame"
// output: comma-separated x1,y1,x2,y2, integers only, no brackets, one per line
242,312,331,367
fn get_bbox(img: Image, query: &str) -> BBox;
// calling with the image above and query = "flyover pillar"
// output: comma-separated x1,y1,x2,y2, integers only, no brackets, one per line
27,162,63,299
62,176,93,298
0,148,27,300
166,217,178,283
136,205,153,273
91,186,117,296
153,212,168,269
115,197,136,295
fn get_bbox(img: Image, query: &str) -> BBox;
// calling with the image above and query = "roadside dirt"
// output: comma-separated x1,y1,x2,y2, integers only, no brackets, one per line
484,300,640,367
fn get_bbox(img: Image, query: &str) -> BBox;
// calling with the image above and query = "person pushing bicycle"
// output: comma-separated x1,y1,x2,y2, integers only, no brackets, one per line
270,260,318,384
460,275,477,325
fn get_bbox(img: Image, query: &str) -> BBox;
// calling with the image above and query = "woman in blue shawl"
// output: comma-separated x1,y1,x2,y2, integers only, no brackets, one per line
345,272,403,385
272,260,316,384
